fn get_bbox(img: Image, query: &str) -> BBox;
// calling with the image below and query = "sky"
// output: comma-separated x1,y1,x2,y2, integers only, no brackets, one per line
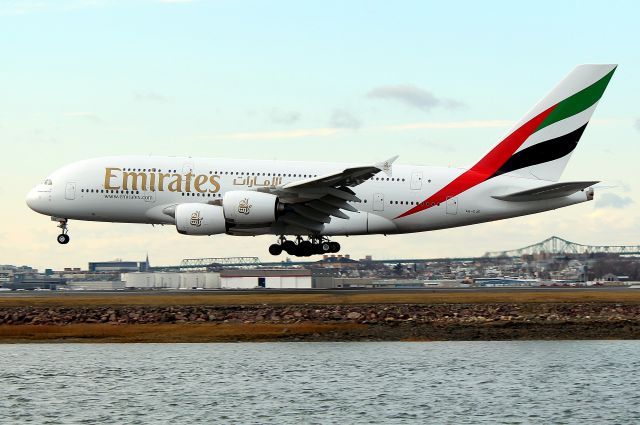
1,0,639,271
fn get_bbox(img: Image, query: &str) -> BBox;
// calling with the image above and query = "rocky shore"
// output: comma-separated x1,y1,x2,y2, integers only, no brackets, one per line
1,302,640,341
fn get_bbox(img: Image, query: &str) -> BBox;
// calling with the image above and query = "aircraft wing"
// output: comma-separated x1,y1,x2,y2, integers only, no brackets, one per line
258,156,398,233
492,181,599,202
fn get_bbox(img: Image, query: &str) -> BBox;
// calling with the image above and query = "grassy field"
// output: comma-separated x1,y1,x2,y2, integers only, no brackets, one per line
0,322,364,343
1,290,640,307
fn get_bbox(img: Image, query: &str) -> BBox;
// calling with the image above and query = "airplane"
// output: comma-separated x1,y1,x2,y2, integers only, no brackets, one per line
26,64,616,257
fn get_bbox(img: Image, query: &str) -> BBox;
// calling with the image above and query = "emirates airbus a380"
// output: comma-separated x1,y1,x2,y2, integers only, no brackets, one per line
26,64,616,257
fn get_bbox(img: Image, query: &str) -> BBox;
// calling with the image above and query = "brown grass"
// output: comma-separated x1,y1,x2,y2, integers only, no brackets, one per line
0,322,364,343
1,290,640,307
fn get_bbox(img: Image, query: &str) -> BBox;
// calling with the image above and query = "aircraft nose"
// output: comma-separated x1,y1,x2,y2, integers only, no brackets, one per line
26,187,45,213
26,187,37,210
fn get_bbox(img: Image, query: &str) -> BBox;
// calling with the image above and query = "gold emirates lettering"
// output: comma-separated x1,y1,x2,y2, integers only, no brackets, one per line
103,168,221,193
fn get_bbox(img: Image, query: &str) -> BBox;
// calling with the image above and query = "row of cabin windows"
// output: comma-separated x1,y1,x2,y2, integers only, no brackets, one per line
373,177,405,182
120,167,319,178
117,167,421,183
82,188,224,197
81,188,370,202
217,171,318,177
123,168,175,173
182,193,222,197
81,189,140,194
389,200,440,207
82,187,434,206
81,186,432,204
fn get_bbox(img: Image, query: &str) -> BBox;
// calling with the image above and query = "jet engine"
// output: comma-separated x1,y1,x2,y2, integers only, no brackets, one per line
175,203,226,235
223,191,280,224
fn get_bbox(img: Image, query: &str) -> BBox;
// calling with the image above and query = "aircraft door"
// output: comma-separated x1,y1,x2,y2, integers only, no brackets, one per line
373,193,384,211
65,182,76,200
410,171,423,190
446,196,458,215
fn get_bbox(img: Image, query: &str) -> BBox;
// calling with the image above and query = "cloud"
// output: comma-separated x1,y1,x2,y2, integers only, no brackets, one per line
595,193,633,209
215,128,341,141
329,109,362,129
133,90,169,103
63,112,102,123
268,109,301,125
367,84,464,111
382,120,511,131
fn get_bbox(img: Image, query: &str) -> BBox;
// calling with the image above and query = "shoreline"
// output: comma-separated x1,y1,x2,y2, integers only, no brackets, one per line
1,321,639,343
1,290,640,342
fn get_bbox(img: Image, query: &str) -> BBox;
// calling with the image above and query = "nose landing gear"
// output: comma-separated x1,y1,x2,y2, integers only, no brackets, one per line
56,219,70,244
268,236,340,257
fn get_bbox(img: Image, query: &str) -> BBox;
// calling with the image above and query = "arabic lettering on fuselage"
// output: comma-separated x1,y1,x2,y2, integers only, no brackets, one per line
232,175,283,188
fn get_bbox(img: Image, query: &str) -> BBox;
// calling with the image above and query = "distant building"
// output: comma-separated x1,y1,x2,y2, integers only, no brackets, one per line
317,255,359,269
6,275,66,290
123,272,220,289
220,269,312,289
602,273,630,282
89,255,150,273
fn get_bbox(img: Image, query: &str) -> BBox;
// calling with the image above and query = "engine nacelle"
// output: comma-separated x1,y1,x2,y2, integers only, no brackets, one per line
175,203,226,235
223,191,279,224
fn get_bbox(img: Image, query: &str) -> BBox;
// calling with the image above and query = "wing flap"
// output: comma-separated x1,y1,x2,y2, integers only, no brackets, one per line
306,200,350,219
291,205,332,223
321,195,359,212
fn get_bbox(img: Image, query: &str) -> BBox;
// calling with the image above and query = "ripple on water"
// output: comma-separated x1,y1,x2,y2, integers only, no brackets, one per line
0,341,639,423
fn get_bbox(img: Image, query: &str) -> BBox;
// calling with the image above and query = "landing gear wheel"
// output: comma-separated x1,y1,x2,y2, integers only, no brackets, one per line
56,219,70,244
282,240,295,254
276,236,338,257
298,241,313,257
268,244,283,256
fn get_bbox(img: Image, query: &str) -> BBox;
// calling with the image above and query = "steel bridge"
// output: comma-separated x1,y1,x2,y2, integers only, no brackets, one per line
484,236,640,257
152,256,485,271
178,257,261,269
149,236,640,270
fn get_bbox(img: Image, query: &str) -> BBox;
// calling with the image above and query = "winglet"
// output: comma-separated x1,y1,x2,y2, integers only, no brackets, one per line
375,155,399,176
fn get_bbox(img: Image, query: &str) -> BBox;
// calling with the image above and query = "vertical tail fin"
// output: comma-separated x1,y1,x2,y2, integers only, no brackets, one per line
475,64,616,181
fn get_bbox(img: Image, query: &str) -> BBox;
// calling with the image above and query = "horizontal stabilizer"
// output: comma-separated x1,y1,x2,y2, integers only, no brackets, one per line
492,181,598,202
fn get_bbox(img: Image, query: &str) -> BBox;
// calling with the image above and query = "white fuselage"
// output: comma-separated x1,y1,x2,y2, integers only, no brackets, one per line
26,155,591,237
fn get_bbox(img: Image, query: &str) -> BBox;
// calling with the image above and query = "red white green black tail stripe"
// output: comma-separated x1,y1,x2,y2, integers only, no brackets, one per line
397,64,616,219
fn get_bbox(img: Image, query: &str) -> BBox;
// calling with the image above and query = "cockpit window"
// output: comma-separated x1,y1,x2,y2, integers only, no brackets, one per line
44,179,52,185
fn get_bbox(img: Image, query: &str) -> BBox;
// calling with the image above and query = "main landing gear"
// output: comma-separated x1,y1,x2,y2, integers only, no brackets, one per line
56,219,70,245
269,236,340,257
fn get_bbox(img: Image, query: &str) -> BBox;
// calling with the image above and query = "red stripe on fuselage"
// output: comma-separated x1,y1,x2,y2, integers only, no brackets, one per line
395,105,556,219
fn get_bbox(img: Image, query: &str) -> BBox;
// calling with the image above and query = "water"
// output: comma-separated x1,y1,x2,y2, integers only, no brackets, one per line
0,342,639,424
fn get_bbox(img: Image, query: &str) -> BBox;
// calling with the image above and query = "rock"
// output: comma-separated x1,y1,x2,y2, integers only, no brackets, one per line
347,312,362,320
